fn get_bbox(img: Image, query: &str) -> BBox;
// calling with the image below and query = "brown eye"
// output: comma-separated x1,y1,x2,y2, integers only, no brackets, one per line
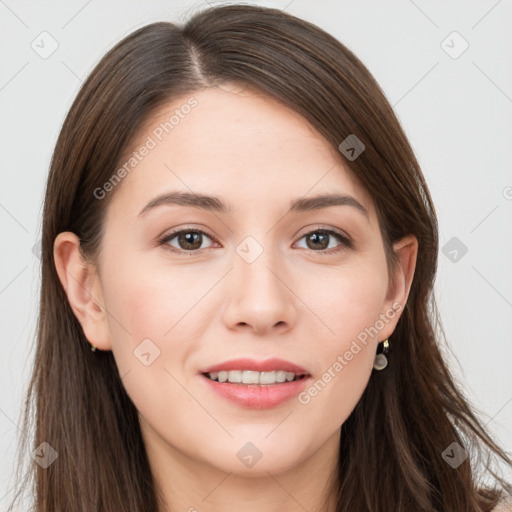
296,229,352,253
305,231,330,250
160,229,215,252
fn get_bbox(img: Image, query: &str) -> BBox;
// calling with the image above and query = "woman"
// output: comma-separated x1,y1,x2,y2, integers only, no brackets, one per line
9,4,512,511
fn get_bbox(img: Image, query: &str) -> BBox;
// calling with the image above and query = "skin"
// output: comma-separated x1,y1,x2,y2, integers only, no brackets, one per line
54,83,418,512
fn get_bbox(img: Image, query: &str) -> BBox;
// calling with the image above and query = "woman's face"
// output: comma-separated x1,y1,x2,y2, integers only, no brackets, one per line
70,83,415,477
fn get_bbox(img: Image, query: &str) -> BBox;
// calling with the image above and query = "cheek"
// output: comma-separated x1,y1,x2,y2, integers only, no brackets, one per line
295,260,387,418
99,263,202,431
305,258,388,345
99,254,215,402
102,253,210,343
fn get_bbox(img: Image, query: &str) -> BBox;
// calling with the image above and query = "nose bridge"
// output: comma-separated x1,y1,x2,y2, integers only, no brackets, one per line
222,231,296,332
235,232,286,299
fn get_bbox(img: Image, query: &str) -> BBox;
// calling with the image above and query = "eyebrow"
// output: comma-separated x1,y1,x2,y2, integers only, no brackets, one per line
138,191,369,219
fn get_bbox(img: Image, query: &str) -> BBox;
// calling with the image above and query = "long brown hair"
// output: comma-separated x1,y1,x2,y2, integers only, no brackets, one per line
8,4,512,511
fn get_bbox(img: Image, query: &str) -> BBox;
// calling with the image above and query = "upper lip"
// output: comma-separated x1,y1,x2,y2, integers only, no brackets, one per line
199,358,310,375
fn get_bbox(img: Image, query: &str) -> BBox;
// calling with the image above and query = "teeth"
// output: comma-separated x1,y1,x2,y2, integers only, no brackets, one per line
259,371,276,385
276,370,287,383
206,370,303,384
227,370,242,383
242,370,260,384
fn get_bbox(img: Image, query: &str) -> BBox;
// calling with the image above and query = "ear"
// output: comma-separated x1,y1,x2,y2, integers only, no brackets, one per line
53,232,112,351
379,234,418,339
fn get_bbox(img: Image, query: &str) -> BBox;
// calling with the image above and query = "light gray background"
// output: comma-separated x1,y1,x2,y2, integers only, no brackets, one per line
1,0,511,506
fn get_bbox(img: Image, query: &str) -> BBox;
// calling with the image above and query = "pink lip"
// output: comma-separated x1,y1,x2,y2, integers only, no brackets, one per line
200,374,312,409
199,357,309,374
198,358,311,409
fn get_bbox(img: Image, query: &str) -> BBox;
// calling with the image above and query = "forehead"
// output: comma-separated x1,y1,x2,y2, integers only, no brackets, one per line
106,83,375,221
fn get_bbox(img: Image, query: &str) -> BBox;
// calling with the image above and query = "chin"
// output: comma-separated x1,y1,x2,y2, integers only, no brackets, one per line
198,437,308,476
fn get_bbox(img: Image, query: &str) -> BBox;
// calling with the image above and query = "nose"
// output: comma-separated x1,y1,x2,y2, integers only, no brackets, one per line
221,243,298,336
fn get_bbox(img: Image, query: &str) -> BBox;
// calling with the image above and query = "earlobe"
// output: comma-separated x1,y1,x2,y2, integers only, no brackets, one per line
53,232,112,351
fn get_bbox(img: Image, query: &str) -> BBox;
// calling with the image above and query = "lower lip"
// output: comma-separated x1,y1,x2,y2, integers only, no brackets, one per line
200,374,311,409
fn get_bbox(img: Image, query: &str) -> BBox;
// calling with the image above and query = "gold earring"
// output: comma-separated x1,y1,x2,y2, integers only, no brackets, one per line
373,338,390,371
87,340,97,352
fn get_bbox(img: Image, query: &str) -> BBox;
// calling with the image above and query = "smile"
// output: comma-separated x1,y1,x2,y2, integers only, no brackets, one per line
204,370,306,385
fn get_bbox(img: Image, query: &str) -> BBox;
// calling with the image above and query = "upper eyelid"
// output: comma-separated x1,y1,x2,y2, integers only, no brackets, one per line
296,225,351,241
160,226,217,242
160,224,351,241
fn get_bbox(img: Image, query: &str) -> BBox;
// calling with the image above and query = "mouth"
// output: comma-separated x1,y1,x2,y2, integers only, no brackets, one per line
198,357,311,408
202,370,309,385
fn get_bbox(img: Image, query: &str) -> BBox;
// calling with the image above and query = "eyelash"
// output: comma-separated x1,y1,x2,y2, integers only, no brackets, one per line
157,225,353,256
